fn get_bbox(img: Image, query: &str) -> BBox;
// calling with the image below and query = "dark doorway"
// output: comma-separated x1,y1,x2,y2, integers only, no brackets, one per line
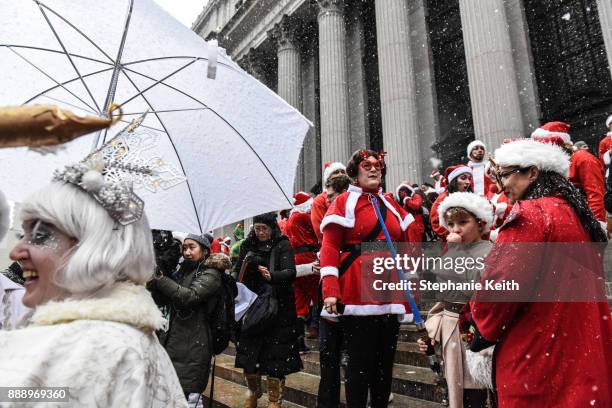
525,0,612,149
426,0,475,167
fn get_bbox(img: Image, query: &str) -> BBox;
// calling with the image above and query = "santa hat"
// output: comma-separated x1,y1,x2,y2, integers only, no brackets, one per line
531,121,572,144
437,192,495,233
395,182,414,202
493,138,570,177
0,189,9,243
466,140,486,158
430,169,441,179
292,191,314,213
606,114,612,129
442,165,472,188
323,162,346,185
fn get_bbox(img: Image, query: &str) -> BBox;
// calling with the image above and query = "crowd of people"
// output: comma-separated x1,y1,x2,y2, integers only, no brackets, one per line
1,115,612,408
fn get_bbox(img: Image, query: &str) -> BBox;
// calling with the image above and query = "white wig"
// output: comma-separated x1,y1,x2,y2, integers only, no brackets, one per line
20,182,155,294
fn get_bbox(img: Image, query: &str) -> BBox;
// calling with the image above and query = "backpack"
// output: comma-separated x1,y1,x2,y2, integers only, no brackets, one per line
209,271,238,355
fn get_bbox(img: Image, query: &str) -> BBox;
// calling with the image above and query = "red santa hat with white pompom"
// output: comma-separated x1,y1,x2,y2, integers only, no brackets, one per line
292,191,314,214
530,121,572,144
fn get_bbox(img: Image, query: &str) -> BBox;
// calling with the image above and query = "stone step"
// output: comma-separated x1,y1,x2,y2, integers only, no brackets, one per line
224,343,438,402
212,353,443,408
228,338,429,369
202,376,305,408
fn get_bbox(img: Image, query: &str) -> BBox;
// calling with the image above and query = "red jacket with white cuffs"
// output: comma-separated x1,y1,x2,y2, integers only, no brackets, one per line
319,185,414,316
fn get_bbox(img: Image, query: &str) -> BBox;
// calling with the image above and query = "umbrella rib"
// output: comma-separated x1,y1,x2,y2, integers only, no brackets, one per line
121,65,294,207
119,69,203,233
8,46,98,113
34,2,115,63
122,56,240,74
35,0,102,114
23,67,114,105
0,45,113,66
117,58,198,107
40,95,98,115
122,108,210,115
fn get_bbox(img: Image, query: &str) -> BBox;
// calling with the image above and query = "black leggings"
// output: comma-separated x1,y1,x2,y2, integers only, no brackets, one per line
341,314,400,408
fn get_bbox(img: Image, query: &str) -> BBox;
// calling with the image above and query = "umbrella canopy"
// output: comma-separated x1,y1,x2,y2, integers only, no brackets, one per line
0,0,311,233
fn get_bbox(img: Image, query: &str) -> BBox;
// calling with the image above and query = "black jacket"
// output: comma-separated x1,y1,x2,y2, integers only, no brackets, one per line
233,232,302,377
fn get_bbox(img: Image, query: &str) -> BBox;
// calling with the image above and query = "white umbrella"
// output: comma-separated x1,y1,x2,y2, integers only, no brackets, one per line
0,0,311,233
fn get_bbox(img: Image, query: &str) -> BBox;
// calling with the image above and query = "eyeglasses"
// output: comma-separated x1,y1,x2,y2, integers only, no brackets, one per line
359,159,384,172
254,225,271,233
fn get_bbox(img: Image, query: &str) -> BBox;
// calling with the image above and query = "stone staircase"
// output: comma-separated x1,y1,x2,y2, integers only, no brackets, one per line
203,316,444,408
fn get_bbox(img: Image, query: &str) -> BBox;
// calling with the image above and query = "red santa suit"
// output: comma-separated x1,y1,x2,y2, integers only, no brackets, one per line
319,185,414,316
569,150,607,221
466,140,493,197
210,237,222,254
430,191,449,241
598,132,612,165
285,193,320,319
395,183,425,243
470,197,612,407
470,138,612,407
310,192,328,243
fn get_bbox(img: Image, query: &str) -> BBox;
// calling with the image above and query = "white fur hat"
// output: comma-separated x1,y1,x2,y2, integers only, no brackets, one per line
438,192,495,233
606,114,612,129
466,140,486,158
0,189,10,243
493,139,570,177
323,162,346,185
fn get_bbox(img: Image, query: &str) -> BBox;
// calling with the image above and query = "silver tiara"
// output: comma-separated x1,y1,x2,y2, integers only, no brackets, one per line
52,112,186,225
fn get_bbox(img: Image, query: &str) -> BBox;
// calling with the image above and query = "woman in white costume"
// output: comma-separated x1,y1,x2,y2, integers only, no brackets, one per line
0,152,186,407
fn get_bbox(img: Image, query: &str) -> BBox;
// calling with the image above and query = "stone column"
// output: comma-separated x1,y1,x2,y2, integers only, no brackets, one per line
301,27,321,190
269,15,304,191
240,48,268,84
459,0,524,149
346,1,369,151
375,0,422,188
316,0,351,165
598,0,612,79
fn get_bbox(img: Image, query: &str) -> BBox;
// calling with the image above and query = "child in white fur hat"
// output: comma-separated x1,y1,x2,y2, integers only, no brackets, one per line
417,192,495,408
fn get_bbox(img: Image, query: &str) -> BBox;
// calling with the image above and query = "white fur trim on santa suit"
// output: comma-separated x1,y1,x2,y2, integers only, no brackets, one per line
295,262,316,278
437,192,495,233
291,197,314,214
466,140,486,158
320,185,414,232
447,166,473,185
323,162,346,185
320,303,407,318
469,161,486,196
0,189,9,243
606,114,612,129
531,127,571,144
494,139,570,176
604,150,610,166
320,266,339,278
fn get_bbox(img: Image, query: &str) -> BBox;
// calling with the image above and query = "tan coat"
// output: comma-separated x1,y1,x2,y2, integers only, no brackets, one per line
425,302,483,408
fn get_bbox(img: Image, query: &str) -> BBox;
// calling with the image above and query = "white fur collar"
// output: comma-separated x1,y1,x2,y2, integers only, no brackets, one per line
30,282,166,332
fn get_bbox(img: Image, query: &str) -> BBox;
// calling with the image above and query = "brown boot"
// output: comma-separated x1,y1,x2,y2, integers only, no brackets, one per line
244,373,262,408
267,377,284,408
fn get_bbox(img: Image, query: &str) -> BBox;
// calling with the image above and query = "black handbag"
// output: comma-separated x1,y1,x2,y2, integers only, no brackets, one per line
240,283,278,336
239,246,279,336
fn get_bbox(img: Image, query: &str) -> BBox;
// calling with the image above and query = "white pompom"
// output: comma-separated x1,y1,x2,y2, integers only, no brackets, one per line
81,170,105,192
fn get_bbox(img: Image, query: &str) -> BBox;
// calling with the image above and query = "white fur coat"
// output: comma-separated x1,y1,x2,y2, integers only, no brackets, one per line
0,282,187,407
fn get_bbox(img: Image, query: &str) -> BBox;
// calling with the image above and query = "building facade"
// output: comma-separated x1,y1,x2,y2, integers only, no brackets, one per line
193,0,612,192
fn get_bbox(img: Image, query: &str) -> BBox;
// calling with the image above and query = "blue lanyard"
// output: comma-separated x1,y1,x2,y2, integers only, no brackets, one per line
370,195,424,325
